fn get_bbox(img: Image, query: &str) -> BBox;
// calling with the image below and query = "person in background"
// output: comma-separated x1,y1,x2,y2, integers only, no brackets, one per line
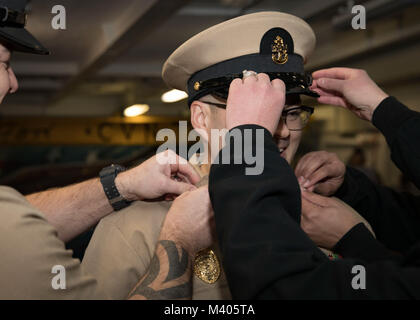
347,147,380,184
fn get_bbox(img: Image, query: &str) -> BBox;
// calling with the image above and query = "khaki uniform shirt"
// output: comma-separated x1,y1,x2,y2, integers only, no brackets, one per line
82,198,232,299
0,186,108,299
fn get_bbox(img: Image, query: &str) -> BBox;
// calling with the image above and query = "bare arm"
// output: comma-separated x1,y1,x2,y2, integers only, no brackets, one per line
26,150,201,243
129,186,214,300
128,240,193,300
26,178,114,242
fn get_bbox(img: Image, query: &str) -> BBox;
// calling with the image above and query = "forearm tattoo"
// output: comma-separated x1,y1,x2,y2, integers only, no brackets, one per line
129,240,192,300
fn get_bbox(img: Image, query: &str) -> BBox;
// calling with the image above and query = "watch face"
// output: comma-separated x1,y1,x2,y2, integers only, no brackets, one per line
112,164,126,173
100,164,125,177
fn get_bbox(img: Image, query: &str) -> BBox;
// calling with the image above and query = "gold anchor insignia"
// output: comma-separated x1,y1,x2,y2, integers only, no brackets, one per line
272,36,288,65
193,248,221,284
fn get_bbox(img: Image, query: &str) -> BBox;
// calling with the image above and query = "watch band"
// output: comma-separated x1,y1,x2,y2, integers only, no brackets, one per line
99,164,132,211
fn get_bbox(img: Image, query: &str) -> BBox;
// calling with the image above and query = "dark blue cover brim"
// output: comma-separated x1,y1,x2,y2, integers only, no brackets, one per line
0,26,49,55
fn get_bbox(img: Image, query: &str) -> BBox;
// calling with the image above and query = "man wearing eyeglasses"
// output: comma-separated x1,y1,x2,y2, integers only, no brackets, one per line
82,11,374,299
192,94,314,164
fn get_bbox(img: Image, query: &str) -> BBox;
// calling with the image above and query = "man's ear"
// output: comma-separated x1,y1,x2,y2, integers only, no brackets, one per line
190,101,211,131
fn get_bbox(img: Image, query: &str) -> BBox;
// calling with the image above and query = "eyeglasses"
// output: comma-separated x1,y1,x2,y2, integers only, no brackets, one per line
201,101,314,131
280,106,314,131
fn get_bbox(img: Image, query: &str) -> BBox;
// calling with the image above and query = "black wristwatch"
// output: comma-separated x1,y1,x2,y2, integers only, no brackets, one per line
99,164,132,211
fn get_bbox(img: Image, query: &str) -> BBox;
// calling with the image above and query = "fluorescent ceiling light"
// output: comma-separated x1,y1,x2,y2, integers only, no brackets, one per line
124,104,150,117
161,89,188,103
